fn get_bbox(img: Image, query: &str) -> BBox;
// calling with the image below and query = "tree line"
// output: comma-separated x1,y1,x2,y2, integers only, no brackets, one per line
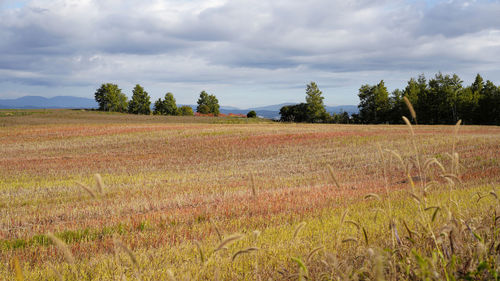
280,73,500,125
94,84,225,117
94,72,499,125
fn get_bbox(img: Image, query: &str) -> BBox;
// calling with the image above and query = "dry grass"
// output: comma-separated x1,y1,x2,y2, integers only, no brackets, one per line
0,110,499,280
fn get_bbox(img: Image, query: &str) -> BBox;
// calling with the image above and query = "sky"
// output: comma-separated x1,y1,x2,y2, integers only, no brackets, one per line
1,0,500,107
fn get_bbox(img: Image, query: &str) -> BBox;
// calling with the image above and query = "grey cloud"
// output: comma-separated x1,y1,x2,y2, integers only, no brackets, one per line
0,0,500,106
417,1,500,37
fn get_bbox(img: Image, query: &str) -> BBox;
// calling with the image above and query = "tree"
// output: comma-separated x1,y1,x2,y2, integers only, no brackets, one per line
477,80,500,125
128,84,151,114
426,73,463,124
357,80,390,124
196,91,209,113
247,110,257,118
94,83,128,112
402,78,423,123
457,74,483,124
153,92,179,115
207,94,220,116
331,111,350,124
196,91,220,116
163,93,178,115
279,103,309,122
197,104,210,114
153,98,165,115
388,89,405,124
305,82,328,122
178,106,194,116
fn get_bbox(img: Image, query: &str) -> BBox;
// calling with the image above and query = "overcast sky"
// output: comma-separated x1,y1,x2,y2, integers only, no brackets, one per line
1,0,499,107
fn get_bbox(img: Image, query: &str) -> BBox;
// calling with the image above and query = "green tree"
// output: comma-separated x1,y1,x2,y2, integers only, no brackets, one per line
207,94,220,116
163,93,178,115
247,110,257,118
457,74,483,124
153,98,165,115
305,82,328,122
477,80,500,125
402,77,423,123
196,91,209,113
426,73,463,124
357,80,390,124
178,106,194,116
388,89,405,124
94,83,128,112
196,91,220,116
331,111,350,124
128,84,151,115
197,104,210,114
153,92,179,115
279,103,309,122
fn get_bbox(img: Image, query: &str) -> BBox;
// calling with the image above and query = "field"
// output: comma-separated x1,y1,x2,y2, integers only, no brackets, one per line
1,110,499,280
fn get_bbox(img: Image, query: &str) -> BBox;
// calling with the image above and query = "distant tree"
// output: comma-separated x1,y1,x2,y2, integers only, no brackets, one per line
163,93,178,115
247,110,257,118
178,105,194,116
197,104,210,114
128,84,151,115
477,80,500,125
153,98,165,115
357,80,390,124
94,83,128,112
402,78,423,123
331,111,350,124
197,91,220,116
305,82,328,122
279,103,309,122
197,91,209,113
425,73,463,124
457,74,483,124
207,94,220,116
153,92,178,115
388,89,405,124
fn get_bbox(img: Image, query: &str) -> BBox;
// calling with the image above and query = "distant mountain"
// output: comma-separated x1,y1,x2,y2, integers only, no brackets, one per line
219,104,358,119
0,96,97,109
0,96,358,119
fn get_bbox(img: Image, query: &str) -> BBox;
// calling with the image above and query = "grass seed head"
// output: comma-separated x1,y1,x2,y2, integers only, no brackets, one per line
94,173,105,193
293,222,306,239
76,181,96,198
403,96,417,124
47,233,75,264
215,234,244,252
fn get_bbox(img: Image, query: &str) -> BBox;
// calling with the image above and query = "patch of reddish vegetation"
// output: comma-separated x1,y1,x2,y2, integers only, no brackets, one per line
0,124,209,144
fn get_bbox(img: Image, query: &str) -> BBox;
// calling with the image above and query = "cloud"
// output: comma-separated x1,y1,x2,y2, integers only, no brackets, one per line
0,0,500,106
